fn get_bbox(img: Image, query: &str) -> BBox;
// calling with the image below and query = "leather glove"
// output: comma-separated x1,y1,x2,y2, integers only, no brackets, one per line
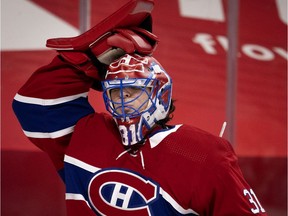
54,27,158,83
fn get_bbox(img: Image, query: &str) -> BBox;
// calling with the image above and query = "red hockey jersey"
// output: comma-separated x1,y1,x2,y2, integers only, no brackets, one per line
13,56,267,215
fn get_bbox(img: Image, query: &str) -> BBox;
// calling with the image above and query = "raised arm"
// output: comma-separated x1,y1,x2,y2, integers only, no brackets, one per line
12,56,95,171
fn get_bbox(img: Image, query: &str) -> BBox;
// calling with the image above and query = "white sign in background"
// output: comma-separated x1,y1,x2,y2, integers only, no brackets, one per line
1,0,79,50
178,0,287,61
1,0,287,57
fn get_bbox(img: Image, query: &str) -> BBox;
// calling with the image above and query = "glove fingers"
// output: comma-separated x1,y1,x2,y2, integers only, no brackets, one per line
107,34,135,53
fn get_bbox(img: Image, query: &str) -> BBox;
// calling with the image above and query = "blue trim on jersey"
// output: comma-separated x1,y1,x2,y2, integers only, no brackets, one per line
12,97,94,133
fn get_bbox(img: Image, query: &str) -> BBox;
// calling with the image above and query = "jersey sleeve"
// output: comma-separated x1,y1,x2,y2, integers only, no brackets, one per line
12,55,96,170
206,139,267,216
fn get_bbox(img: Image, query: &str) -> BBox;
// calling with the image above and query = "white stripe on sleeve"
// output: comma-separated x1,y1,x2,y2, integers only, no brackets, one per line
64,155,101,173
23,125,74,138
66,193,91,208
14,92,89,106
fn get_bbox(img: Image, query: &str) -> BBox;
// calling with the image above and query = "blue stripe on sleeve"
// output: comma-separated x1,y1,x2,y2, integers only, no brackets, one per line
12,97,94,133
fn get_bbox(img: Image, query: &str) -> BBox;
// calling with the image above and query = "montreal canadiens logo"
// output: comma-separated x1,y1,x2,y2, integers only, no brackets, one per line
88,169,159,215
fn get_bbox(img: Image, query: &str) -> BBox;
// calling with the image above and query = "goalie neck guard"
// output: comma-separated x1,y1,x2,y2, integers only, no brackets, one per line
102,54,172,146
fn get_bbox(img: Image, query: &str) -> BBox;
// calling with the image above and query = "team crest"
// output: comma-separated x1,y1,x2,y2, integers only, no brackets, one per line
88,168,159,215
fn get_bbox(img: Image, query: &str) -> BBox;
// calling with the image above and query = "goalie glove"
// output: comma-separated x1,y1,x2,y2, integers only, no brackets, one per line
45,0,157,89
55,27,158,81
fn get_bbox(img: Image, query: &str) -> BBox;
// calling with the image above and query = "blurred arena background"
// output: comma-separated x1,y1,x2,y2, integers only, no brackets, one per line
1,0,287,215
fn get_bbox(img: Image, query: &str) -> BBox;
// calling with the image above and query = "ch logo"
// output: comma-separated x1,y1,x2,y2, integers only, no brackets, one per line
88,169,159,216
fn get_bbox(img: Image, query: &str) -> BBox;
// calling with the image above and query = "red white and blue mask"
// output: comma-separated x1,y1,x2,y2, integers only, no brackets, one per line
102,54,172,146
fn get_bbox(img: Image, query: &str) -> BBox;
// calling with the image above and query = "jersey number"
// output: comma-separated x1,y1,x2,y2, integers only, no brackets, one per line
243,189,265,214
119,124,138,145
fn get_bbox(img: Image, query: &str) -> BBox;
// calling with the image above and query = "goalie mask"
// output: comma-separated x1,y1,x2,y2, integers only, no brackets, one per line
102,54,172,146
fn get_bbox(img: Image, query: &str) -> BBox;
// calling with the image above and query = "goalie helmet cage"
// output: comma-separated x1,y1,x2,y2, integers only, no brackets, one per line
78,0,239,146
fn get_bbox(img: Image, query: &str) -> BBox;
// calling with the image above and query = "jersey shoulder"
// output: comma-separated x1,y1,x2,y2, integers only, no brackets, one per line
161,124,236,165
